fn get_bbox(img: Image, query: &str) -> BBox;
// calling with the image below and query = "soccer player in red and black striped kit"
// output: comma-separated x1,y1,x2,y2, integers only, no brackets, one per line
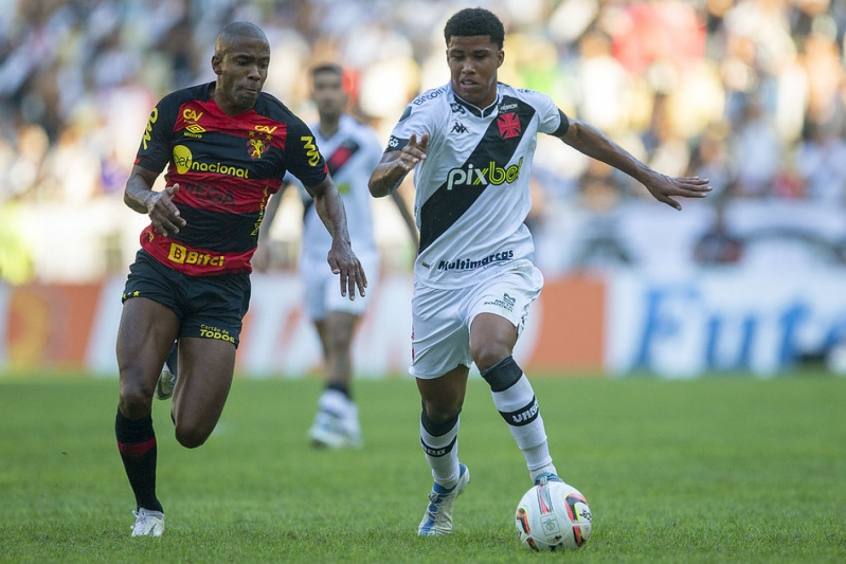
116,22,367,536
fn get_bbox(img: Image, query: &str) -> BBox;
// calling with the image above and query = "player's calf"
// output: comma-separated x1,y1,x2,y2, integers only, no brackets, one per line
480,356,558,481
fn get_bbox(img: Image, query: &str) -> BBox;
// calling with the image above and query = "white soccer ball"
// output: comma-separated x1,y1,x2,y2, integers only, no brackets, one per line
514,481,592,551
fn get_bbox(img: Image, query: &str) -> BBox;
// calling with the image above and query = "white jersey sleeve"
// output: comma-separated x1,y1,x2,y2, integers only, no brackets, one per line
385,86,450,152
514,89,569,136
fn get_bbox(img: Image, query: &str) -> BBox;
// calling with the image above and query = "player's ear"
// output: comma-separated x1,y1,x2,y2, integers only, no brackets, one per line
211,54,223,75
497,48,504,68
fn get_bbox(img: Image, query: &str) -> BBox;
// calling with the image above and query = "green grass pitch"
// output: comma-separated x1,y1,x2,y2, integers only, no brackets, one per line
1,374,844,562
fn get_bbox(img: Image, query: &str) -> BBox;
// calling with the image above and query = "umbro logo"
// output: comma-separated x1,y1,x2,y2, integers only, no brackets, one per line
451,122,468,134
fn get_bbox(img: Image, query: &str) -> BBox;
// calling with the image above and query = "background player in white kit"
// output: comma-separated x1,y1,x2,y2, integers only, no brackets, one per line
369,8,711,536
256,64,417,448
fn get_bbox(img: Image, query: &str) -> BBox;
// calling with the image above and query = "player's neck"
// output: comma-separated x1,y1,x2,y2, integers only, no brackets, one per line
318,114,342,138
213,86,252,116
453,88,497,112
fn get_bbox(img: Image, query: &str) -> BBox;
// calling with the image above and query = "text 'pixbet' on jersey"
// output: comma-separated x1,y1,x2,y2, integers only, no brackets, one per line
446,157,524,191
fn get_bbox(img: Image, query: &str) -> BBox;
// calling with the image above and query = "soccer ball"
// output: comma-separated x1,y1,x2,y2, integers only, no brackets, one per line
514,481,592,551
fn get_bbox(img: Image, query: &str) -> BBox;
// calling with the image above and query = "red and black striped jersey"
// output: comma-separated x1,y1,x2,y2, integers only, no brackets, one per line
134,82,327,276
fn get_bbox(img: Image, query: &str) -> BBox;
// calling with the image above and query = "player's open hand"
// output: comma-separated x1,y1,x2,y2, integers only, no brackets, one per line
641,174,711,210
146,183,187,236
328,240,368,300
396,133,429,172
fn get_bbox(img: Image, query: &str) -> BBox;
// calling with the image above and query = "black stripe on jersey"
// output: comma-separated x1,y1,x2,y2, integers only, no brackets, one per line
326,139,361,177
553,110,570,137
418,95,536,253
173,204,259,253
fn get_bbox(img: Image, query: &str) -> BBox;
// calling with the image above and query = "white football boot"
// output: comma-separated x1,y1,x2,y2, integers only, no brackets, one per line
417,463,470,536
131,508,164,537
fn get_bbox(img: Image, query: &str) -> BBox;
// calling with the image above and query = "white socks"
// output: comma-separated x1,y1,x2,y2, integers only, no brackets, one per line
419,412,460,489
482,357,557,480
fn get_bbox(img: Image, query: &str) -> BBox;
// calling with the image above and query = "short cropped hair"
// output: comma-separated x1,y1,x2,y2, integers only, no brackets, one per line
311,63,344,78
444,8,505,48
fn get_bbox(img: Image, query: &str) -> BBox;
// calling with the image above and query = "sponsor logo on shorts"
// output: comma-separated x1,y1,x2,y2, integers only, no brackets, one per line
167,242,225,267
172,145,250,178
436,250,514,272
484,292,517,313
446,157,523,190
199,324,236,344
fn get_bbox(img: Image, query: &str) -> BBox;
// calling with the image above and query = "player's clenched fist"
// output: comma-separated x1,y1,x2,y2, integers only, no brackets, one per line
396,133,429,172
145,183,187,237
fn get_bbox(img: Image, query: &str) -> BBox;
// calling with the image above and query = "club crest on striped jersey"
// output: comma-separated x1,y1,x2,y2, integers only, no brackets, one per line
497,112,522,139
248,130,272,159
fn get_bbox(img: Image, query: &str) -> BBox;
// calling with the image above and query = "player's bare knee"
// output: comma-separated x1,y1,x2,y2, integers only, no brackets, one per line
174,424,210,449
118,376,154,417
422,398,462,424
471,342,512,373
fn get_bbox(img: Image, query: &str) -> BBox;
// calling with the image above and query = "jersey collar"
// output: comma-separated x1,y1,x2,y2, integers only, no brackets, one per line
450,85,501,118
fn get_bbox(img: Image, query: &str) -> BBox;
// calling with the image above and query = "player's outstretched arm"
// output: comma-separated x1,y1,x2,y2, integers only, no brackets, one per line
558,119,711,210
368,133,429,197
307,176,368,299
123,165,186,236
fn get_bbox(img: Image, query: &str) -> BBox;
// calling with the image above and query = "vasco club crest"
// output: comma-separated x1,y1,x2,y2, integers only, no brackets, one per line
496,112,521,140
248,130,272,159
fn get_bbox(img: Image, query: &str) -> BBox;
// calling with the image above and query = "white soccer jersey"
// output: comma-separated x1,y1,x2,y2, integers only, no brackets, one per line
296,114,382,264
387,82,568,289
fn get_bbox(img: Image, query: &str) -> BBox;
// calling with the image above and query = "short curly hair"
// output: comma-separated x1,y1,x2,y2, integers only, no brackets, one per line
443,8,505,48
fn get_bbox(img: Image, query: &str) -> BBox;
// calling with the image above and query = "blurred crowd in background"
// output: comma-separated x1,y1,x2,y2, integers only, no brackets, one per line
1,0,846,283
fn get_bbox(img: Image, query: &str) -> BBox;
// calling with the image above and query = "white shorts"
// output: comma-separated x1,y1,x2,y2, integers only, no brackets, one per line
409,259,543,379
300,253,379,321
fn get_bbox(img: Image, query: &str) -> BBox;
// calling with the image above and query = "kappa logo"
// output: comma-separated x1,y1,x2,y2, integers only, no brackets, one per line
497,112,522,139
301,135,321,166
451,121,468,134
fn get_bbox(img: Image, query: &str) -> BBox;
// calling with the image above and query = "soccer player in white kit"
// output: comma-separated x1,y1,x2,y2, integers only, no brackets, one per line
256,64,417,448
369,8,711,536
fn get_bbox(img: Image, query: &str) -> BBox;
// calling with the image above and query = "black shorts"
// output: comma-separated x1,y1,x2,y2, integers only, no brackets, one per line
122,250,251,347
